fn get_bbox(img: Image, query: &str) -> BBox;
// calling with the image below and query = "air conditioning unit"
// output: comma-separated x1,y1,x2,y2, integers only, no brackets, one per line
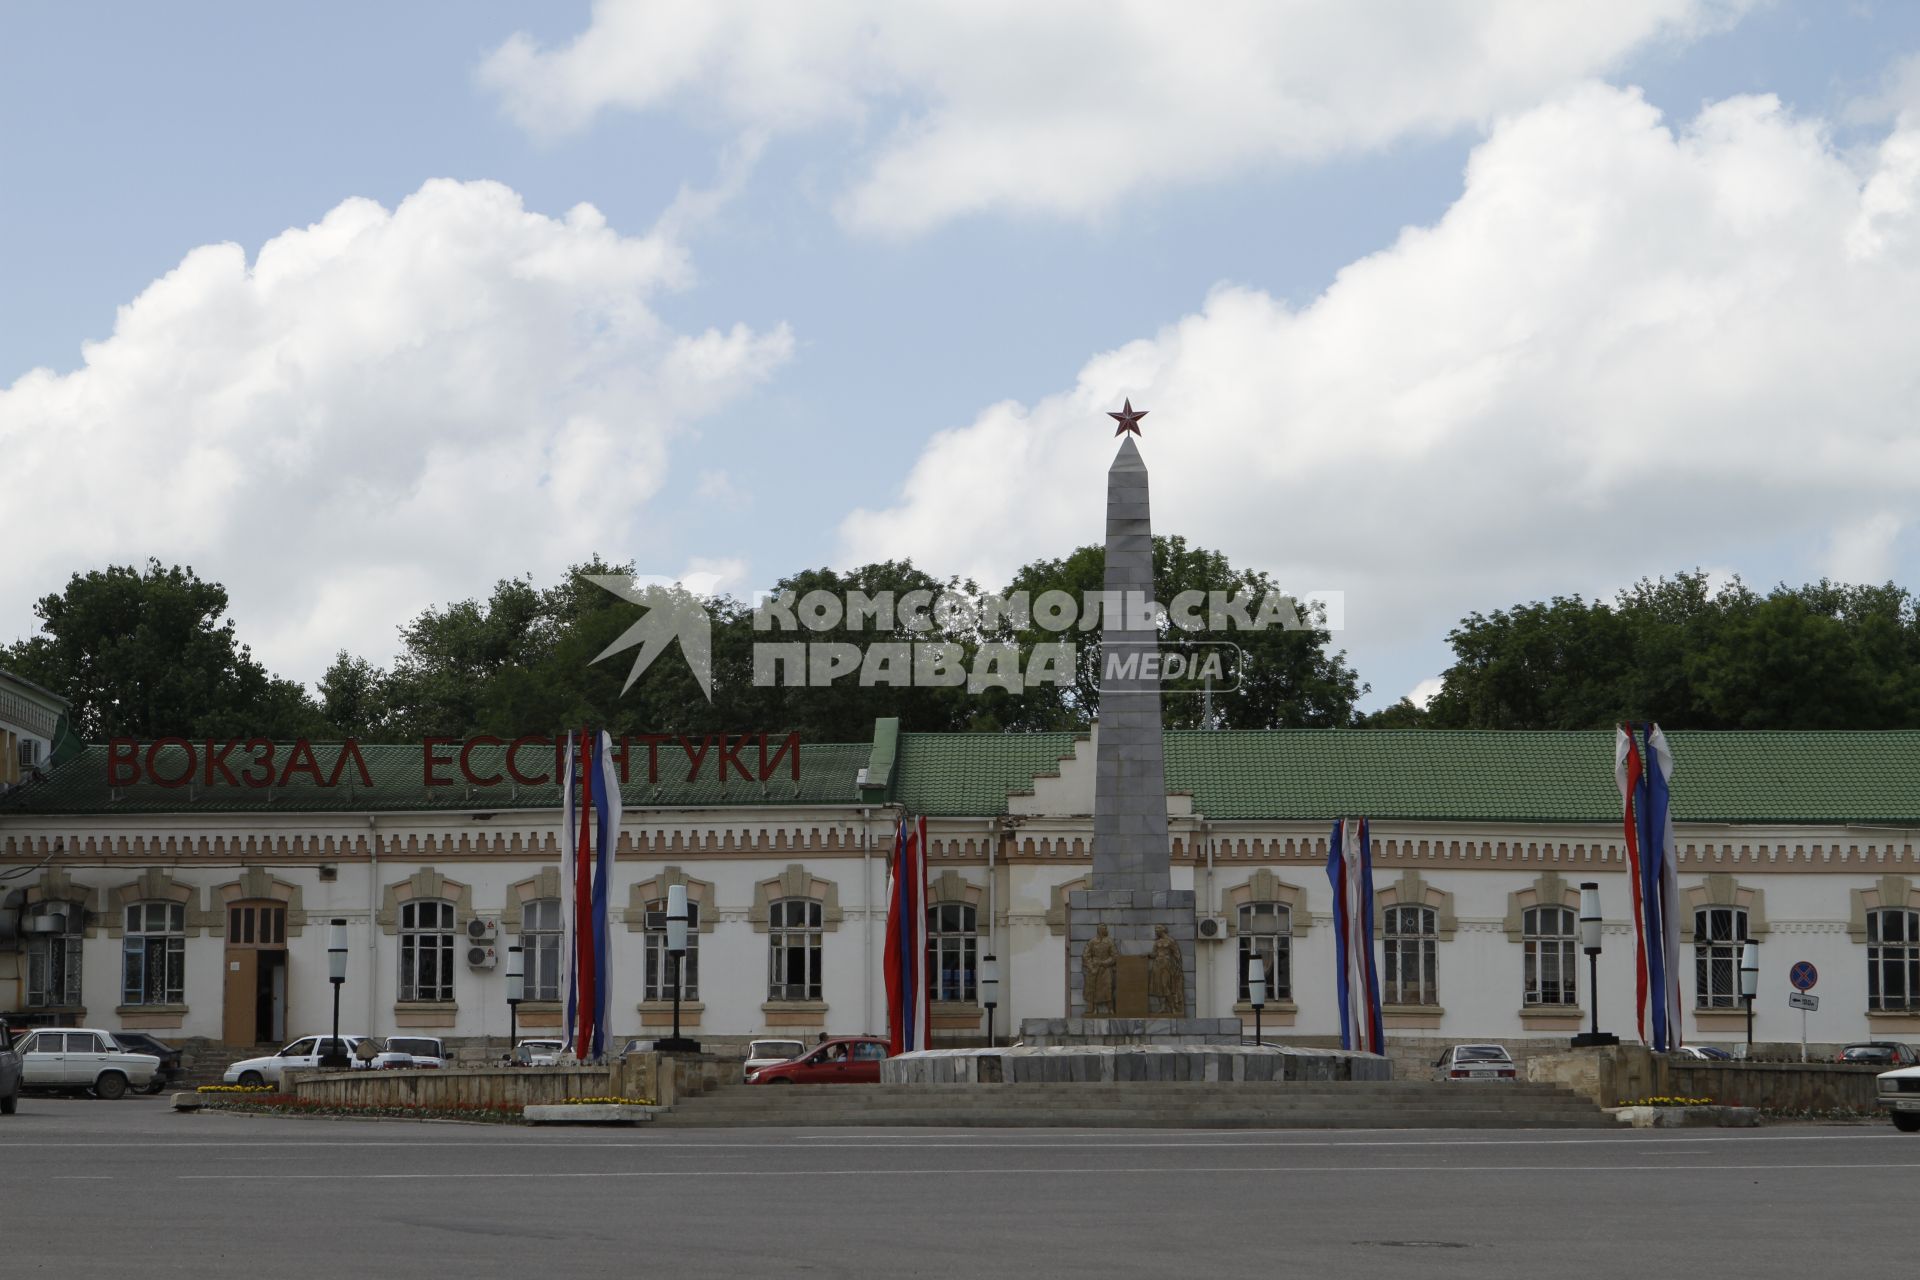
465,915,499,943
1196,915,1230,942
467,944,498,969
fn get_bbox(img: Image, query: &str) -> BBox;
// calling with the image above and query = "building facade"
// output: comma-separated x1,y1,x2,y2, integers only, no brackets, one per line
3,721,1918,1055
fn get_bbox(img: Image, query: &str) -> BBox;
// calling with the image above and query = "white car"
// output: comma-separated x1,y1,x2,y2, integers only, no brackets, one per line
377,1036,447,1069
741,1038,806,1082
1877,1063,1920,1131
223,1034,373,1085
1433,1043,1518,1081
15,1028,159,1099
513,1038,565,1065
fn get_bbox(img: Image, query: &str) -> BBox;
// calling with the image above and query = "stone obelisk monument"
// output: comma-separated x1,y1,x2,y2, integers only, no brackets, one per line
1065,400,1199,1020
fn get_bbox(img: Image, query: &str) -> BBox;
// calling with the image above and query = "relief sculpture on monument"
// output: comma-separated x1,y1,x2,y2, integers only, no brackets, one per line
1082,924,1118,1016
1147,923,1186,1016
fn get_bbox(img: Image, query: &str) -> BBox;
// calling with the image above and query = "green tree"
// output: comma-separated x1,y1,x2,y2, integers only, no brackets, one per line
3,560,322,739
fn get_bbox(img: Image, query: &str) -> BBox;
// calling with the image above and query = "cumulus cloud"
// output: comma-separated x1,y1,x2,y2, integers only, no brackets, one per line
838,85,1920,688
478,0,1749,235
0,179,791,683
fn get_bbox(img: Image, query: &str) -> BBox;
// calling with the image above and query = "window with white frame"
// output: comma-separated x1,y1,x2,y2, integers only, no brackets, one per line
1868,907,1920,1012
927,903,977,1002
767,898,822,1001
26,902,82,1007
122,901,185,1005
521,898,561,1002
1522,905,1578,1007
399,900,455,1002
644,897,701,1001
1238,902,1292,1002
1693,906,1748,1009
1382,904,1438,1005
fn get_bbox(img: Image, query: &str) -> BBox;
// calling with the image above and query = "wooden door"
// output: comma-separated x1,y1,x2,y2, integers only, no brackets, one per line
223,950,259,1045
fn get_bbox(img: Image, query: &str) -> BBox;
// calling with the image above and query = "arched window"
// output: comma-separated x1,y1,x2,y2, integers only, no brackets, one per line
927,903,977,1002
644,897,701,1001
1693,906,1747,1009
1383,904,1437,1006
1868,907,1920,1012
768,898,822,1001
26,902,82,1008
399,900,455,1002
122,901,185,1006
1522,906,1577,1007
1238,902,1292,1002
521,898,561,1002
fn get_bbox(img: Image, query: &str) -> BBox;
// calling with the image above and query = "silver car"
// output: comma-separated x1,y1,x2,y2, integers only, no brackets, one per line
15,1028,159,1099
1434,1043,1517,1081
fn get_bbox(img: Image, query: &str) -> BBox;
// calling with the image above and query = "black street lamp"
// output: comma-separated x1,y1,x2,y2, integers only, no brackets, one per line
321,918,350,1069
1740,938,1761,1057
1572,881,1618,1048
658,884,701,1053
505,941,524,1062
981,954,1000,1048
1248,954,1267,1047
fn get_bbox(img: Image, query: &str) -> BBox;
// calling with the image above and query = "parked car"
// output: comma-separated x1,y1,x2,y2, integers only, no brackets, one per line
377,1036,446,1069
222,1034,374,1085
741,1037,807,1082
1672,1046,1734,1061
1837,1042,1920,1067
15,1028,160,1098
110,1031,186,1093
0,1023,20,1114
513,1038,566,1065
1876,1063,1920,1131
746,1036,889,1084
1433,1043,1518,1081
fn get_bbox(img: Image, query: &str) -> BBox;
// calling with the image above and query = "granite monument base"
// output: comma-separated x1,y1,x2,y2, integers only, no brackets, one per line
882,1044,1393,1085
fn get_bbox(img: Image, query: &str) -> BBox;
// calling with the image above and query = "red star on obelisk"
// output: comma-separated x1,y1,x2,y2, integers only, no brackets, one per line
1108,398,1148,436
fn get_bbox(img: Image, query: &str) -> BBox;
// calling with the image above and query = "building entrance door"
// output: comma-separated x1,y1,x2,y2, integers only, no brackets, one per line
222,902,288,1045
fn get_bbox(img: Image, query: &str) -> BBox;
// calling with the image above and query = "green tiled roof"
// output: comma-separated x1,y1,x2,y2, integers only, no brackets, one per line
889,731,1083,816
0,740,874,814
7,728,1920,823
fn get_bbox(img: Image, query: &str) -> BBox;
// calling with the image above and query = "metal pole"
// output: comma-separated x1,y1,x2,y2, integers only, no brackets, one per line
671,952,683,1043
1255,1004,1262,1048
1589,950,1600,1039
1745,994,1754,1054
329,981,342,1069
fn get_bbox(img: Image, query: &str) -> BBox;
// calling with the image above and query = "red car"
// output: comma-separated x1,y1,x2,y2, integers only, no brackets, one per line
745,1036,889,1084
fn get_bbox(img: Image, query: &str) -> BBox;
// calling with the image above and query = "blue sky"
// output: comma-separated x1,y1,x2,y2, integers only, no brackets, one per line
6,1,1920,714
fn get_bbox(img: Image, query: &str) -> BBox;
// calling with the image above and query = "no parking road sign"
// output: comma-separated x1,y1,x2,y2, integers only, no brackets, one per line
1790,961,1818,991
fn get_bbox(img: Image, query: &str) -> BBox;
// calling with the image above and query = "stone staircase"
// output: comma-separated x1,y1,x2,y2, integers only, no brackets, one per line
652,1080,1617,1129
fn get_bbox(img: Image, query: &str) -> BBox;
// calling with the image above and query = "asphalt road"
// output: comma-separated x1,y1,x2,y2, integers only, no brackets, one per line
0,1096,1905,1277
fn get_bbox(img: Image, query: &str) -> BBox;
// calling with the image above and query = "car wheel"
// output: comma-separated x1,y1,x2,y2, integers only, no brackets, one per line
1,1088,16,1115
1894,1112,1920,1133
93,1072,129,1101
237,1070,265,1087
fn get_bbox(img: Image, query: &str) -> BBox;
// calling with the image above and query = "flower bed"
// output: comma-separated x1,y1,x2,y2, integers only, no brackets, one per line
194,1090,525,1123
1620,1096,1714,1107
559,1095,656,1107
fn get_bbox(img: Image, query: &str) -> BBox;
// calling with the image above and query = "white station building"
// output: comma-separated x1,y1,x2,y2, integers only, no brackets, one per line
2,713,1917,1057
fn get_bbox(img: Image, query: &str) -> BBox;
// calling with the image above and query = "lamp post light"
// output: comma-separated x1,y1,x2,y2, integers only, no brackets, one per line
658,884,701,1053
1740,938,1761,1057
980,954,1000,1048
322,918,350,1069
1248,954,1267,1047
1571,881,1619,1048
505,941,524,1062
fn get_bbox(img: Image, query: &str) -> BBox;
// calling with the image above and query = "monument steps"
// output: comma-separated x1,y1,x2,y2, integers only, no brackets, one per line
654,1082,1618,1129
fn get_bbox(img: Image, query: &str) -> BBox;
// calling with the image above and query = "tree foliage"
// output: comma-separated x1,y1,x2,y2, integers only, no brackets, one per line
1420,572,1920,730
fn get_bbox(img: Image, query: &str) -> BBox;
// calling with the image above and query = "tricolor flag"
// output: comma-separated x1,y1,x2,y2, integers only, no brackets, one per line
561,729,620,1060
1326,817,1384,1053
883,814,931,1056
1616,723,1682,1051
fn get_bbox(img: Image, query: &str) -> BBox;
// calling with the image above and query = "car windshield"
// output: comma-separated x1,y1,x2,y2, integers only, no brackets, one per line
1844,1046,1894,1059
1455,1046,1510,1061
385,1039,440,1056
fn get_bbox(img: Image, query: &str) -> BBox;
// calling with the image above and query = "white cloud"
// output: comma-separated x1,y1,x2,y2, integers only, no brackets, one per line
478,0,1749,235
1,179,791,684
1408,678,1444,710
838,85,1920,689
